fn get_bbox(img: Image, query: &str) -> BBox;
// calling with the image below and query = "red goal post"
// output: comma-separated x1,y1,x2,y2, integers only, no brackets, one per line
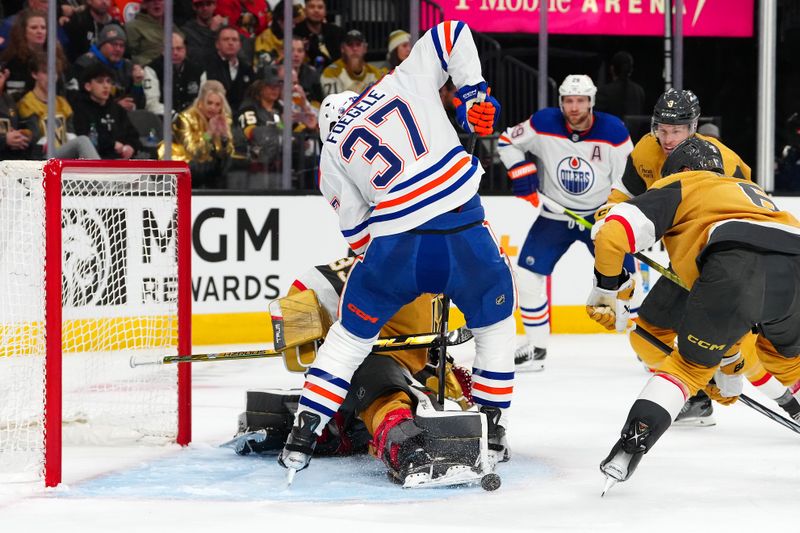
0,159,192,487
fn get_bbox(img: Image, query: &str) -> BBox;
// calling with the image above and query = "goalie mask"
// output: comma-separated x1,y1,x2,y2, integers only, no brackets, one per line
318,90,359,141
660,137,724,178
559,74,597,111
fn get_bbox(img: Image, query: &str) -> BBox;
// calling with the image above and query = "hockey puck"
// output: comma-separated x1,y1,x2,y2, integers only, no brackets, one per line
480,473,501,491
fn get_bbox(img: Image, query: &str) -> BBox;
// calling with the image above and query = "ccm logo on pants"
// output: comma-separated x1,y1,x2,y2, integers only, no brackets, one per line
347,303,379,323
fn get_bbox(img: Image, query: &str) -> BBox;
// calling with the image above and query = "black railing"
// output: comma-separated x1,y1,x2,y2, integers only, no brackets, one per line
327,0,444,61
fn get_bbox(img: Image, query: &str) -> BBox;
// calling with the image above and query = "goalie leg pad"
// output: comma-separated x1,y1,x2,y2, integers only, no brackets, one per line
232,389,301,454
413,409,484,469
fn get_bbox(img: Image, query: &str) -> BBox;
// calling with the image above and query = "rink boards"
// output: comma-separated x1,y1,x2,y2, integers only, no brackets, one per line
190,194,800,345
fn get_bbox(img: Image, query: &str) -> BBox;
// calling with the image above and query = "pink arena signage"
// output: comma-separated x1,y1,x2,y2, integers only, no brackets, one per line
440,0,754,37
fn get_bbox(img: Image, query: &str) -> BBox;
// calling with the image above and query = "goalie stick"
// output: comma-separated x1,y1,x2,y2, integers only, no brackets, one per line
130,326,474,367
537,193,689,290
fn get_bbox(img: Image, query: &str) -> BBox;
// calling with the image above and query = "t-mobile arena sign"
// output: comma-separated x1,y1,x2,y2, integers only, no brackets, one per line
442,0,754,37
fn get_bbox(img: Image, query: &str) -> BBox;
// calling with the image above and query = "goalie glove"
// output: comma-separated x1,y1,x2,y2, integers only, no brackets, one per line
586,269,635,333
507,161,540,207
705,353,745,405
453,83,500,136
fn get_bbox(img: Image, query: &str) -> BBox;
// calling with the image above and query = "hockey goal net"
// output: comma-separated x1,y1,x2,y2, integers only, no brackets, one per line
0,160,191,487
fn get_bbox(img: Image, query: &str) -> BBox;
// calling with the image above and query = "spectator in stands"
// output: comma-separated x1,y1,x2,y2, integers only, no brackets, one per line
181,0,226,63
71,62,140,159
777,112,800,192
295,0,342,69
125,0,165,67
161,79,234,188
215,0,270,40
253,0,304,73
386,29,410,70
0,0,70,53
287,36,322,106
143,32,204,115
0,64,34,158
275,63,318,132
203,26,254,112
67,23,146,111
235,65,284,178
595,51,646,119
63,0,122,62
0,9,68,101
17,52,99,159
320,29,384,96
697,122,720,139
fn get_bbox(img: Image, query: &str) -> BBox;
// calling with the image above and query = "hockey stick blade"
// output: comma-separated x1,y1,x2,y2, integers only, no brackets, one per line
738,394,800,435
631,327,800,436
133,327,474,367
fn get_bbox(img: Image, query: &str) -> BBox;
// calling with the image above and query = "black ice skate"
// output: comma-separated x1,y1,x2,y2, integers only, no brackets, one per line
600,418,651,496
514,344,546,372
673,390,716,427
279,411,321,484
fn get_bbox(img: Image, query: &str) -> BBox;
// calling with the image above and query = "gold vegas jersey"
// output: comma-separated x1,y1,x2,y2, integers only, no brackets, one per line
16,92,73,147
593,171,800,286
608,133,752,204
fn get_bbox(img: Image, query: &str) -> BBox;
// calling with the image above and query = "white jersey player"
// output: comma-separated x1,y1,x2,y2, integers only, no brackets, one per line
279,21,517,483
497,74,639,371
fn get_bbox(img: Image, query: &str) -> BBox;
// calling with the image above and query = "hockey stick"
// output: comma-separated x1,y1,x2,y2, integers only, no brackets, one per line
466,91,486,155
437,296,451,405
631,326,800,435
130,326,474,367
536,193,690,290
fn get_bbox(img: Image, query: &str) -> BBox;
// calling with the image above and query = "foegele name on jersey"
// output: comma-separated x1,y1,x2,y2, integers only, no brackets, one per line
325,88,387,143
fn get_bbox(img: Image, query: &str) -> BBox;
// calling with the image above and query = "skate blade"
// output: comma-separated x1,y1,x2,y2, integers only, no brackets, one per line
514,361,545,373
285,467,297,488
402,465,483,489
673,415,716,427
601,475,617,497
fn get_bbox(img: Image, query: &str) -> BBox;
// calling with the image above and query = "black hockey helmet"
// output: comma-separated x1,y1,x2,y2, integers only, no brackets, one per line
651,89,701,135
661,137,724,177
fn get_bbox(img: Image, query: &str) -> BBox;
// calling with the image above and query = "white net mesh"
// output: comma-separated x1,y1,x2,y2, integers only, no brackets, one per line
0,161,183,482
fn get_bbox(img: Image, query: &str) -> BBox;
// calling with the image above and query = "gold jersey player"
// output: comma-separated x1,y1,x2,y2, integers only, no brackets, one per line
599,89,796,425
231,257,506,487
587,137,800,491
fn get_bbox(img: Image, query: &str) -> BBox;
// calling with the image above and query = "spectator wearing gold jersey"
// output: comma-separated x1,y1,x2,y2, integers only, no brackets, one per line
17,52,99,159
320,29,385,97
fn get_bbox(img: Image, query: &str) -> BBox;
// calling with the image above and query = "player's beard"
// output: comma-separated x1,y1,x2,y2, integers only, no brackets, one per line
566,109,592,131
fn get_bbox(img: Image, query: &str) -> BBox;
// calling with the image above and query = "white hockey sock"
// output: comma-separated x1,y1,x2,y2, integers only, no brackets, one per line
295,321,376,432
638,374,689,421
471,315,516,410
516,269,550,348
751,373,789,400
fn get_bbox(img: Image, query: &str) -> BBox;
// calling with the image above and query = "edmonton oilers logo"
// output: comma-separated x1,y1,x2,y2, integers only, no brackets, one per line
556,156,595,195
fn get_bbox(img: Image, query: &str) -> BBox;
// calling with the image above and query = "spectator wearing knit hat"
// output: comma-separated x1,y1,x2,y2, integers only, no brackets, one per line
66,23,146,111
386,29,411,70
63,0,123,62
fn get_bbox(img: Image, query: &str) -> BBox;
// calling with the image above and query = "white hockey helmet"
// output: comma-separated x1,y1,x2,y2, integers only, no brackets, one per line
318,90,359,141
558,74,597,110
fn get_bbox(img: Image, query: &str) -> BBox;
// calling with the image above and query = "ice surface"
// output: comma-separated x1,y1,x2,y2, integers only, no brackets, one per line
2,335,799,532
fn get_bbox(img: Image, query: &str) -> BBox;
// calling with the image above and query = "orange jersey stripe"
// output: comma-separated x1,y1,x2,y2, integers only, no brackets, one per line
375,157,470,210
473,382,513,395
350,233,370,251
444,21,453,54
304,381,345,404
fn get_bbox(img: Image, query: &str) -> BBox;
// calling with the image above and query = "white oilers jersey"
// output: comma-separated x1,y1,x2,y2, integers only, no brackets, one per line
498,108,632,221
318,21,484,254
